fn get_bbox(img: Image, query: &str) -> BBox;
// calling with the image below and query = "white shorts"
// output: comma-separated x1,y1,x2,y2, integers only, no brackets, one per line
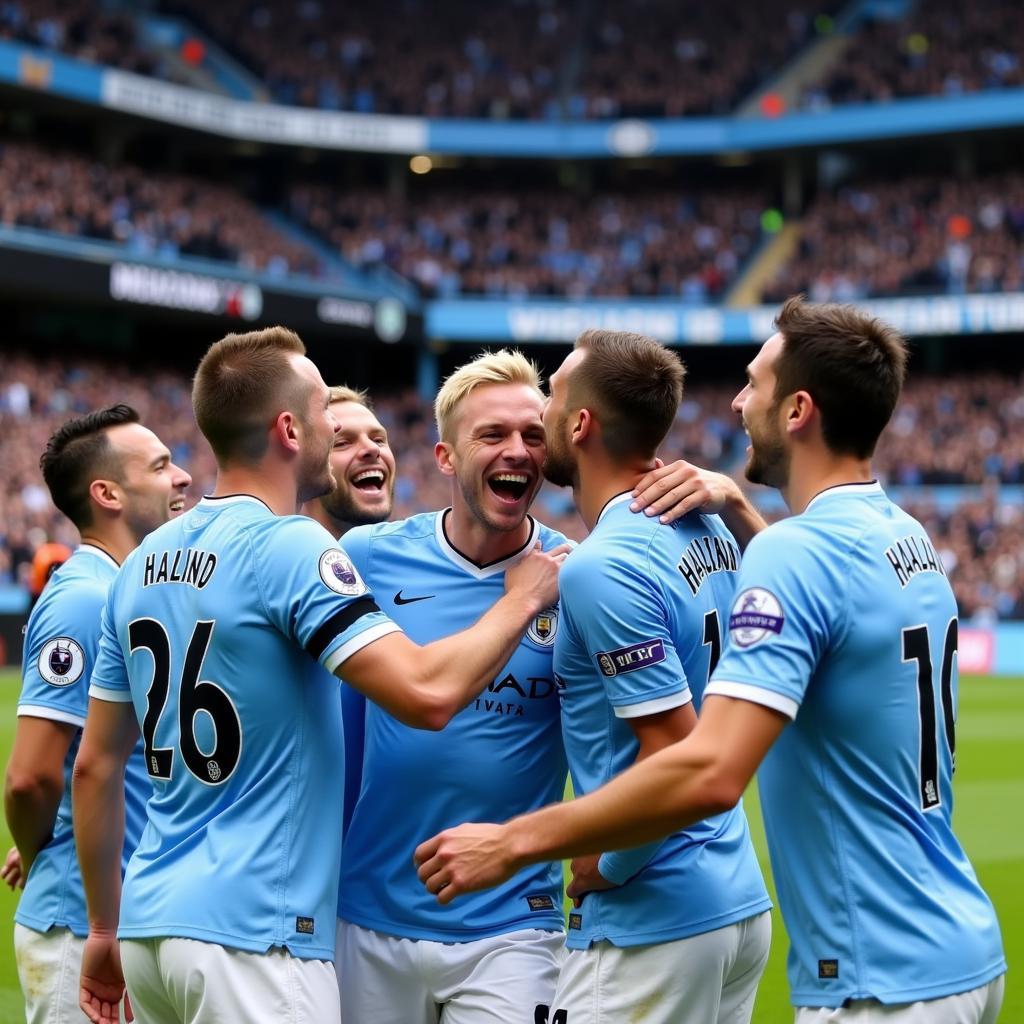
795,975,1005,1024
14,922,103,1024
552,910,771,1024
120,936,339,1024
335,919,564,1024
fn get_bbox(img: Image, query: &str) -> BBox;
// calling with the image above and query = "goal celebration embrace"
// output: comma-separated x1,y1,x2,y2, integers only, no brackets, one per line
0,295,1004,1024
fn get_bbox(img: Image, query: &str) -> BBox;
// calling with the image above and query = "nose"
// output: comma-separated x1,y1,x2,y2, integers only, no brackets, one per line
731,386,748,415
504,432,529,461
171,462,193,489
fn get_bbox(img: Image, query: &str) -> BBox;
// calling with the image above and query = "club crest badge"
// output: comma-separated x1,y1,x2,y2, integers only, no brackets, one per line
729,588,785,647
38,637,85,687
319,549,366,597
527,606,559,647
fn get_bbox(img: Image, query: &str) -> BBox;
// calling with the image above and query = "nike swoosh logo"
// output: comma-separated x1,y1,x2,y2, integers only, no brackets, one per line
394,591,436,605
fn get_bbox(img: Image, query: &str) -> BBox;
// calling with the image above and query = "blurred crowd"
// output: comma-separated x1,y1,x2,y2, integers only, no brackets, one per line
801,0,1024,110
289,184,767,300
761,172,1024,303
0,140,323,277
2,351,1021,622
576,0,831,118
0,0,161,76
8,0,1024,118
163,0,575,118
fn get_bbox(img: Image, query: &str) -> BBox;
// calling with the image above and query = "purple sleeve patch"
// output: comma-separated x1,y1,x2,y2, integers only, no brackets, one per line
596,638,666,677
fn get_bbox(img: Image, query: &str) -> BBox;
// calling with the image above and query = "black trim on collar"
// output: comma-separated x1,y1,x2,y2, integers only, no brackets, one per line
440,509,537,570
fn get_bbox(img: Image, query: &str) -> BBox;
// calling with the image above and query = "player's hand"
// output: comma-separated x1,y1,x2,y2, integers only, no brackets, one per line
631,459,741,525
0,846,25,890
415,823,517,905
566,854,617,907
80,931,133,1024
505,543,571,614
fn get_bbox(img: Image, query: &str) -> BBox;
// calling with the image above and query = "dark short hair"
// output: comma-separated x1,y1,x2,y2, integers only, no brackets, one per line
192,326,309,463
773,296,908,459
40,404,141,529
570,330,686,460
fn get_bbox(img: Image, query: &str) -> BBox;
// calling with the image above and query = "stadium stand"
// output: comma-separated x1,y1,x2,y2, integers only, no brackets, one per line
759,171,1024,303
0,0,162,75
801,0,1024,109
0,139,325,277
287,184,769,299
1,350,1020,622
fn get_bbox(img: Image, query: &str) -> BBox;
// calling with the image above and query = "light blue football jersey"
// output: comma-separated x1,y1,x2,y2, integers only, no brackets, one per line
89,495,401,960
15,546,150,937
556,494,771,950
339,511,568,940
707,482,1006,1006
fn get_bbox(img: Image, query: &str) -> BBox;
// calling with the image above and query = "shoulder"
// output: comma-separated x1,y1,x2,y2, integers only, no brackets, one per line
30,565,108,633
534,519,574,551
358,511,438,544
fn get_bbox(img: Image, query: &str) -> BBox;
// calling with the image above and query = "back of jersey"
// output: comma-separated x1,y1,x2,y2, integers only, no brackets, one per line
91,495,398,960
555,496,769,949
712,484,1005,1005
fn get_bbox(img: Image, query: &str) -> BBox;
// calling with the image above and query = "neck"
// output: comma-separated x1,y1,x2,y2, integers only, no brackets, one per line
782,449,874,514
300,498,350,539
444,501,533,565
212,466,300,517
79,521,135,566
574,454,657,532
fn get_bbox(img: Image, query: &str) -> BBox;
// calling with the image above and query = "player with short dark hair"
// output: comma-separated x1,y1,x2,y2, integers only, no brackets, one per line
541,330,771,1024
416,298,1006,1024
73,328,566,1024
5,404,191,1024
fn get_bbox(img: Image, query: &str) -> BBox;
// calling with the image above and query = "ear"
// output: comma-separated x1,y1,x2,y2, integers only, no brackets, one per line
88,478,122,516
273,411,301,454
435,440,455,477
571,407,593,447
785,390,816,434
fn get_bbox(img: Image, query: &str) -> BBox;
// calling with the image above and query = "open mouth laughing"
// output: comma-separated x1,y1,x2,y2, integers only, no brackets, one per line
487,471,531,505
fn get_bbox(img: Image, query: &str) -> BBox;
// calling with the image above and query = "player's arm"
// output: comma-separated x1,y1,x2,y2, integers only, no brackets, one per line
568,702,696,902
73,697,139,1024
631,460,766,547
417,694,786,902
339,542,567,730
4,716,76,875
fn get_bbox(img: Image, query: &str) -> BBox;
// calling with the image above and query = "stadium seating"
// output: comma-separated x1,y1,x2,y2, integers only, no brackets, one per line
0,140,325,278
288,184,769,299
760,171,1024,302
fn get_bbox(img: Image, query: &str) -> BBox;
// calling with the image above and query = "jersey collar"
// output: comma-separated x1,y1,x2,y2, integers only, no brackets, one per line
435,509,540,579
596,491,634,526
77,544,120,570
200,494,274,513
804,480,883,513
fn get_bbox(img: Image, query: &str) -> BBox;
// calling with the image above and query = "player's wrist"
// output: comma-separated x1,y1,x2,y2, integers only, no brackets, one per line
500,588,545,623
504,815,539,872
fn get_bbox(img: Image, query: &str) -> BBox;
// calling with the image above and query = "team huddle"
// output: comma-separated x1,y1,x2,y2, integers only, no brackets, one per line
5,299,1006,1024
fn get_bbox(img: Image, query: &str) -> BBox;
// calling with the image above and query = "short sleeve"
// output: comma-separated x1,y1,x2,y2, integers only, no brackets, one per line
337,524,372,576
20,579,106,725
706,525,837,719
561,550,691,718
88,597,133,703
253,517,402,674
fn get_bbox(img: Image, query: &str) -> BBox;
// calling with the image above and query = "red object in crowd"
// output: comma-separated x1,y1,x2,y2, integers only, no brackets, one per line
759,92,786,118
947,214,972,239
29,542,72,598
181,37,206,66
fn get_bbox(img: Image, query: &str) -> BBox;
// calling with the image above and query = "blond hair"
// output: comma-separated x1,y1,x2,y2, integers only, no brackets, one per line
329,384,371,408
434,349,541,441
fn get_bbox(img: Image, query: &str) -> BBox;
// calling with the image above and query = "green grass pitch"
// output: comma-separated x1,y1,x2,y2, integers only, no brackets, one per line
0,669,1018,1021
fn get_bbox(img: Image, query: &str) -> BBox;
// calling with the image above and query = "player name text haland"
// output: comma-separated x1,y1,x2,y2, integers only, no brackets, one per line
884,534,947,589
142,548,218,589
676,534,740,597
